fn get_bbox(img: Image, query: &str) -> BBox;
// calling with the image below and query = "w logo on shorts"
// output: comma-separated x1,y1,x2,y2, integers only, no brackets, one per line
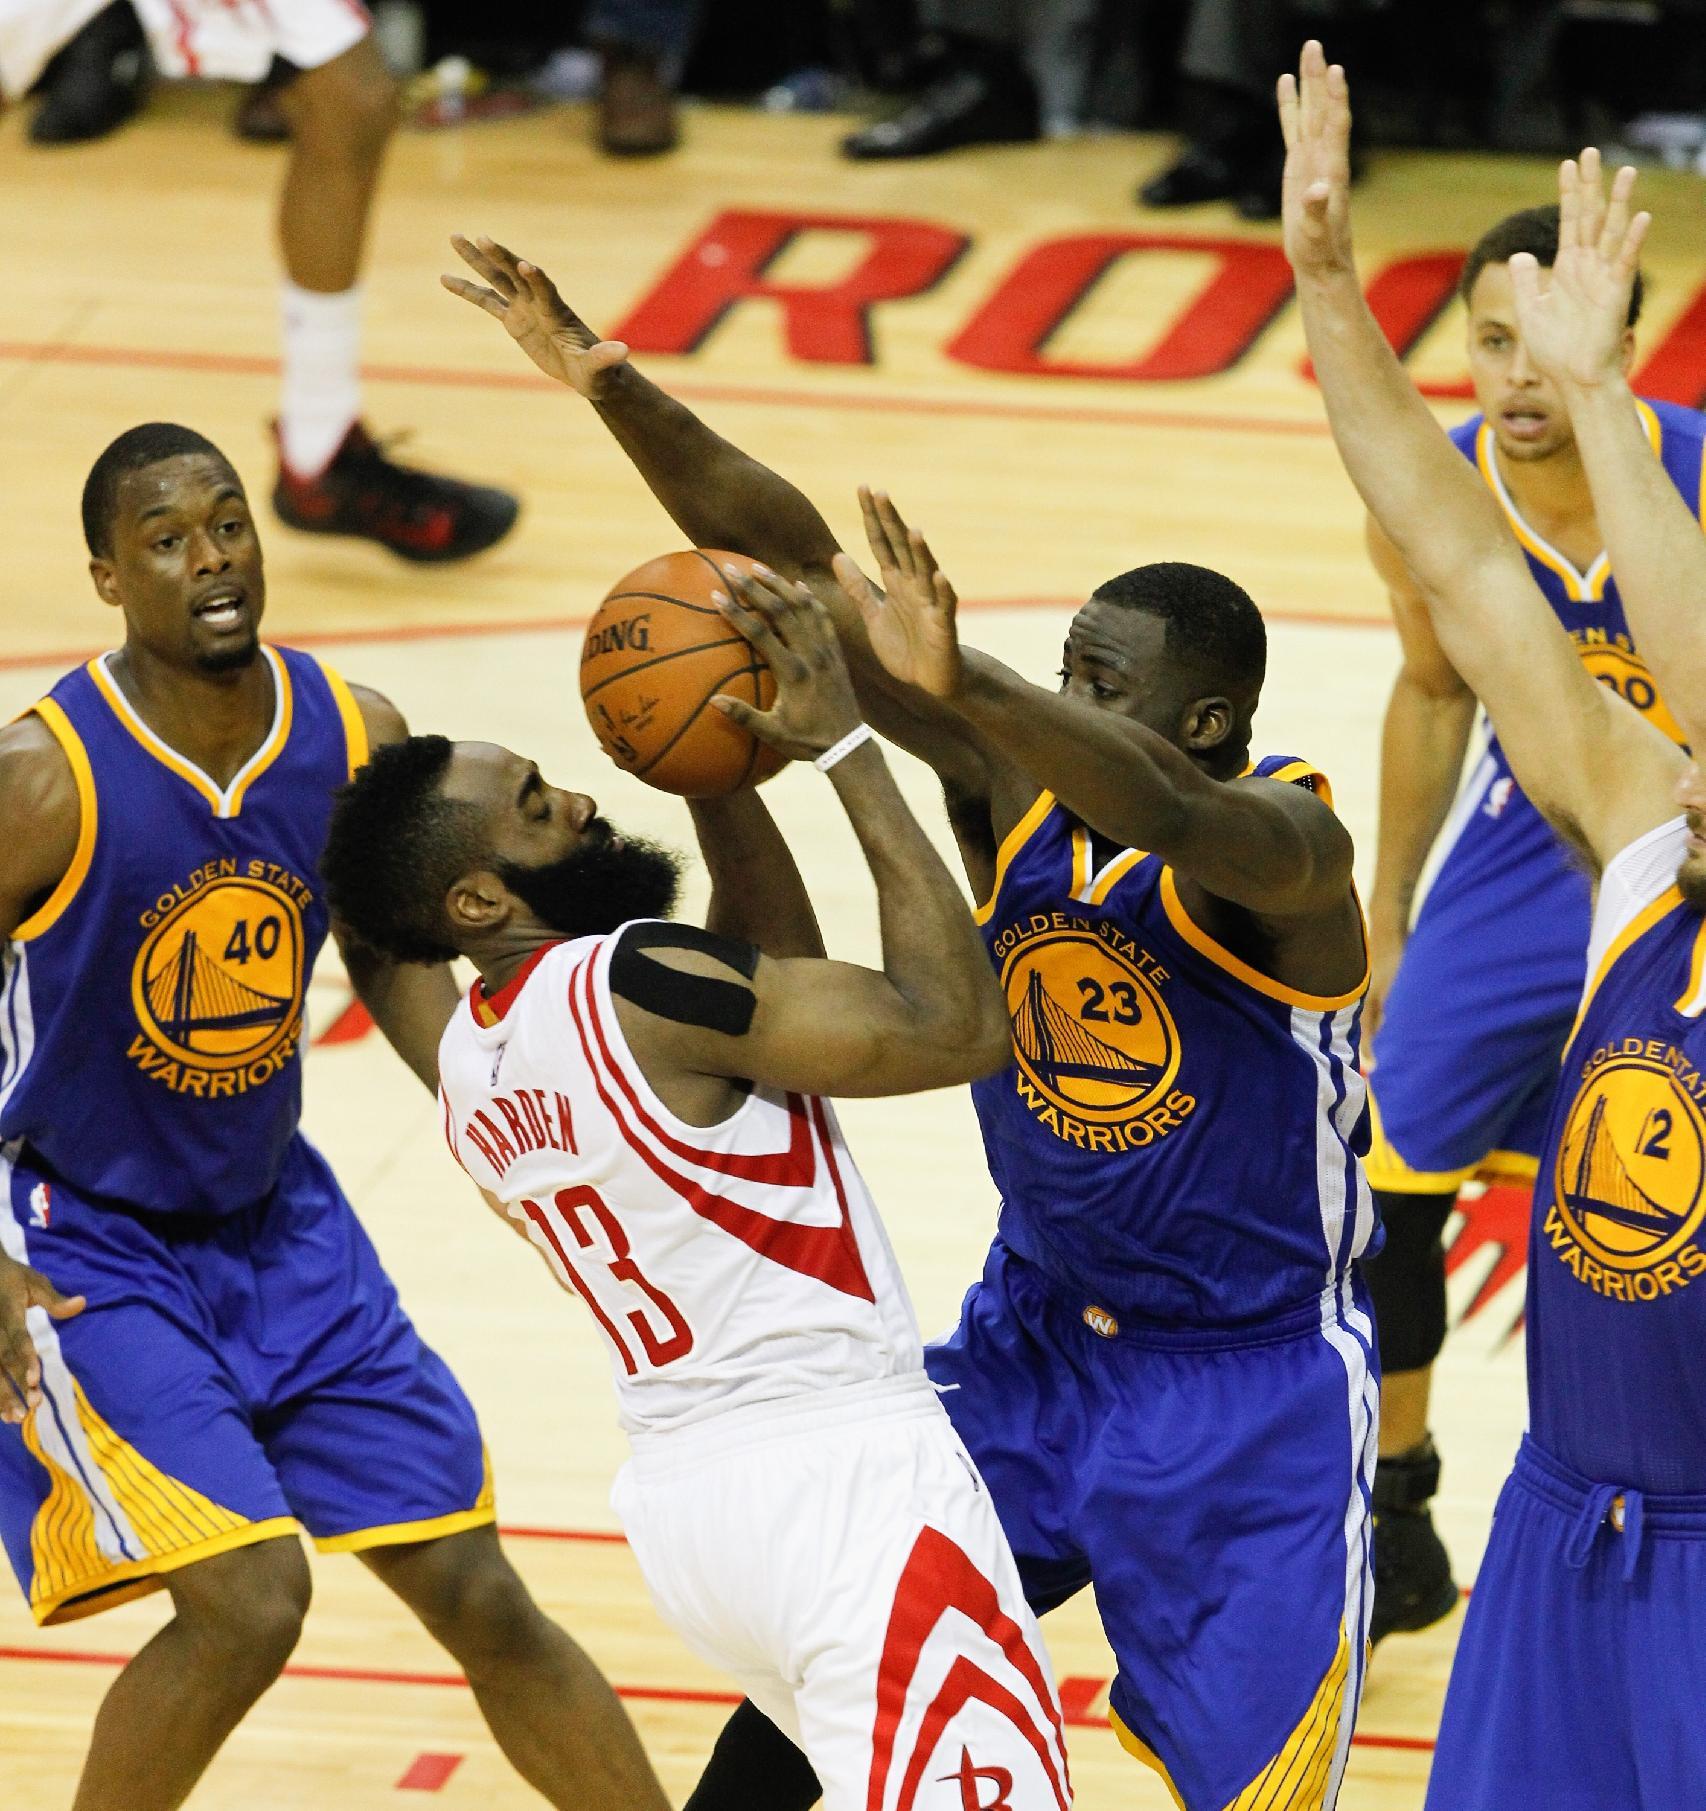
938,1747,1015,1810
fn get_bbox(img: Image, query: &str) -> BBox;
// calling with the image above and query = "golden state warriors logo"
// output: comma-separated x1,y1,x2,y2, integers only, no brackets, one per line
1575,636,1686,747
993,912,1196,1151
127,859,312,1097
1546,1043,1706,1301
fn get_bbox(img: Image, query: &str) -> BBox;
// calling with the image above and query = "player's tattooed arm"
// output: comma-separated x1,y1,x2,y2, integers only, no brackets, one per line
440,235,1000,808
1519,154,1706,753
0,719,87,1423
611,575,1010,1108
1281,41,1682,872
329,686,463,1093
687,791,827,960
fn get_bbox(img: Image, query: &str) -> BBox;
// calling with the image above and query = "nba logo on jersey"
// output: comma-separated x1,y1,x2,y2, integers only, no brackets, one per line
1482,776,1515,821
27,1183,50,1231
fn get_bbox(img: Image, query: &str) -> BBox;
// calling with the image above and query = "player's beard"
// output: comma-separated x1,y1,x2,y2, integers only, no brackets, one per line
499,821,683,939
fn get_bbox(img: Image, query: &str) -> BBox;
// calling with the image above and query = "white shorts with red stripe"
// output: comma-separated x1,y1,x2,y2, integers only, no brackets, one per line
613,1374,1072,1811
0,0,369,100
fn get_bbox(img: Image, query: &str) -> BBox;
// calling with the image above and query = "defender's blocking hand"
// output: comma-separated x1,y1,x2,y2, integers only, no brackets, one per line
837,487,964,701
442,235,630,399
1509,150,1649,392
1278,41,1356,284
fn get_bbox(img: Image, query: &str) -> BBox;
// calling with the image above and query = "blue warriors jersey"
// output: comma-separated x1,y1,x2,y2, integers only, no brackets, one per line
1451,397,1704,754
971,756,1375,1330
0,646,367,1216
1527,818,1706,1494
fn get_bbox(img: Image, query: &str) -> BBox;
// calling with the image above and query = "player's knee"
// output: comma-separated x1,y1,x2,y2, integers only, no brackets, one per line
1365,1188,1456,1371
389,1532,545,1672
172,1536,311,1692
284,42,400,164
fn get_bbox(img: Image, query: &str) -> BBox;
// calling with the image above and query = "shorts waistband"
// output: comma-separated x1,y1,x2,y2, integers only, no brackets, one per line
1006,1246,1359,1351
1513,1436,1706,1581
624,1371,943,1477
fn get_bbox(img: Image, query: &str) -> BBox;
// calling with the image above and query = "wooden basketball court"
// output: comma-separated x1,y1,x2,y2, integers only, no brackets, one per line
3,82,1703,1808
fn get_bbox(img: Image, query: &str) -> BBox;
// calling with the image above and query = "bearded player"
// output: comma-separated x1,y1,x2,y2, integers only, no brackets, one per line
1358,181,1705,1643
445,239,1377,1811
319,568,1073,1811
1288,44,1706,1805
0,423,664,1811
0,0,516,560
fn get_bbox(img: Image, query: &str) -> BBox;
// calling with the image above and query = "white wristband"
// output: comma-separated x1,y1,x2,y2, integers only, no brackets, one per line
813,722,873,773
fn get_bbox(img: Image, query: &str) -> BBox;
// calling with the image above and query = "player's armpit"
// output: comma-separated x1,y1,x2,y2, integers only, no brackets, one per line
610,925,1011,1102
0,714,83,941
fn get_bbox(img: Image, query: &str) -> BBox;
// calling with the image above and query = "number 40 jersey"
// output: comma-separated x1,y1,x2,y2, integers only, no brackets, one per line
435,930,925,1440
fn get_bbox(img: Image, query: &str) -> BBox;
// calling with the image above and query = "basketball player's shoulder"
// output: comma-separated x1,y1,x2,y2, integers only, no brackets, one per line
1246,753,1338,814
1640,394,1706,443
607,920,761,1036
1445,412,1484,458
0,710,81,848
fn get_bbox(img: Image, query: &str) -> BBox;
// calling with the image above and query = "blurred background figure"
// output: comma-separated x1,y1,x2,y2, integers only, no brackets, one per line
22,0,142,142
584,0,701,155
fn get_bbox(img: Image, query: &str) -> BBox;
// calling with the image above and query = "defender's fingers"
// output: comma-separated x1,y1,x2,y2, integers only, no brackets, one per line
440,276,508,320
857,486,898,571
454,234,518,296
1508,250,1544,315
1619,209,1652,278
1277,72,1300,152
715,585,790,661
1601,164,1639,263
871,492,919,577
1557,157,1583,250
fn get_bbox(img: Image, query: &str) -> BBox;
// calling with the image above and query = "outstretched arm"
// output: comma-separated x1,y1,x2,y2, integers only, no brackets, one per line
440,236,994,800
836,489,1356,916
1511,150,1706,753
333,688,462,1090
1280,42,1682,868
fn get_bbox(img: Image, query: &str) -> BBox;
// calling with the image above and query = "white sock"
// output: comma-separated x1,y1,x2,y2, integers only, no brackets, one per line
278,281,363,479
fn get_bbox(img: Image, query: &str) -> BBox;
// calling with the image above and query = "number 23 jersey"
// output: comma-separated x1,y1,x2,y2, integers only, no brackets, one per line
436,931,924,1440
971,758,1376,1331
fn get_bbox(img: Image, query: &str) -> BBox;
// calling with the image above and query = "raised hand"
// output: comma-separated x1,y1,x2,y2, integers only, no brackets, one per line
833,487,963,700
1277,41,1355,284
0,1252,84,1427
712,567,863,763
442,235,630,399
1509,150,1649,390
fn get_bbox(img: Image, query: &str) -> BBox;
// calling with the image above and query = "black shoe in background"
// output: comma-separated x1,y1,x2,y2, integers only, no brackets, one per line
842,39,1039,160
273,423,520,564
29,1,147,145
1370,1436,1461,1646
1139,146,1242,207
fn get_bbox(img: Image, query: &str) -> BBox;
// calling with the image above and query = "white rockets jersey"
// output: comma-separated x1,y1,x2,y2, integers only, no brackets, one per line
436,929,926,1442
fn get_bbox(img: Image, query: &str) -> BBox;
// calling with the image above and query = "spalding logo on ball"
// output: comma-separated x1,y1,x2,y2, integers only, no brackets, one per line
580,549,787,797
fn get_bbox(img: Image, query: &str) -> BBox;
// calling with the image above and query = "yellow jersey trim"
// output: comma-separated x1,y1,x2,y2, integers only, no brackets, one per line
1158,869,1368,1010
1676,917,1706,1018
1068,824,1149,906
319,659,369,780
1261,758,1335,811
12,700,98,943
1361,1091,1540,1192
1088,848,1146,904
86,646,293,819
1573,884,1685,1040
1110,1709,1187,1811
974,790,1056,927
33,1518,302,1627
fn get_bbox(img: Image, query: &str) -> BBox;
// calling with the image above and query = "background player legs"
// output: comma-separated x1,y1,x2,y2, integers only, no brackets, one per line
361,1527,672,1811
683,1697,820,1811
1362,1187,1461,1641
275,38,397,480
70,1536,311,1811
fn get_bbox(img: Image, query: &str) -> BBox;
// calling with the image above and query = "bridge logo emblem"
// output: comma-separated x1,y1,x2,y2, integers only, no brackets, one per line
130,877,305,1073
999,924,1184,1144
1552,1054,1706,1278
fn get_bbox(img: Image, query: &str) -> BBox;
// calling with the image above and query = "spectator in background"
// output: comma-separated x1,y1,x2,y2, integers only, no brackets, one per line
587,0,701,153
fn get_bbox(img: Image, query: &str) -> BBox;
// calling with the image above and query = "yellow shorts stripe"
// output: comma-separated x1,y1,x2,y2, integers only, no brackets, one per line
1230,1623,1351,1811
21,1378,293,1626
313,1447,496,1554
1109,1709,1187,1811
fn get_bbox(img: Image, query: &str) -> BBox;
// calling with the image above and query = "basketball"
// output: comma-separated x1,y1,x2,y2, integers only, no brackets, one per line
579,549,786,797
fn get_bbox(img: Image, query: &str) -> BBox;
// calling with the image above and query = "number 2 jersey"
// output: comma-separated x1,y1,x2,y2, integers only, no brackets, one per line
435,931,925,1440
0,646,363,1216
971,757,1376,1332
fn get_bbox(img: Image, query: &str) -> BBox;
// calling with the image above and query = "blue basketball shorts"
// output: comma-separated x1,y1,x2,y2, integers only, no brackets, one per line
1367,753,1592,1192
0,1135,492,1624
927,1239,1379,1811
1427,1436,1706,1811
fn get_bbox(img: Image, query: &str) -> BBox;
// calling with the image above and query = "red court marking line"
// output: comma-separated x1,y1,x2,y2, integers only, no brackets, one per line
397,1752,463,1791
497,1523,629,1544
0,594,1390,678
0,338,1339,441
0,1645,1433,1752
